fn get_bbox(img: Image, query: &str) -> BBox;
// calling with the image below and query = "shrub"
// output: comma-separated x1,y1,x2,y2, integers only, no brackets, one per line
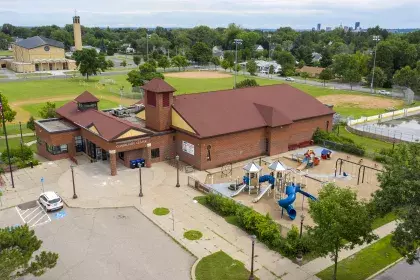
153,207,170,216
184,230,203,240
1,145,33,163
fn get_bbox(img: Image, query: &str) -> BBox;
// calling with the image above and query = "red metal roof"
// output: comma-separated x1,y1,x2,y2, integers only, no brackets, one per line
74,91,100,103
141,78,176,93
56,101,145,141
173,84,334,138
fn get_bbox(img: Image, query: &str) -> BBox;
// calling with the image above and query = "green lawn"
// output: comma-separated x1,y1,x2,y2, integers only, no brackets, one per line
16,73,52,77
0,75,7,79
0,136,37,152
316,235,402,280
21,99,120,119
2,124,32,136
0,50,12,56
195,251,257,280
372,212,397,230
337,125,393,152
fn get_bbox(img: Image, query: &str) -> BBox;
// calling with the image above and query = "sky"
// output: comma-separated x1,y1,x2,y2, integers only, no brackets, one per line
1,0,419,29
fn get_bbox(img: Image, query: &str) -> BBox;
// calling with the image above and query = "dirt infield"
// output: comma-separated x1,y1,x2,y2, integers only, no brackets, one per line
317,94,402,109
165,71,232,79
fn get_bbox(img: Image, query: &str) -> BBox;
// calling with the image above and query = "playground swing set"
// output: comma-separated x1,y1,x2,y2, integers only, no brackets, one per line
334,158,383,185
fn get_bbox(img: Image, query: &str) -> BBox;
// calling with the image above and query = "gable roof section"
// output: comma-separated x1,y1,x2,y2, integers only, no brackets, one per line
56,101,148,141
172,84,334,138
142,78,176,93
15,36,65,49
75,91,100,103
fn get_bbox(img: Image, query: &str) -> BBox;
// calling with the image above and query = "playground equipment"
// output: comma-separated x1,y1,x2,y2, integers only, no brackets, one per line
335,158,383,185
296,150,320,171
321,149,332,160
278,183,317,220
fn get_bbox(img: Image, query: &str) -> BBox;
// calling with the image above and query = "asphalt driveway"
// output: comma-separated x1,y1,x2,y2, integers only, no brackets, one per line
0,206,195,280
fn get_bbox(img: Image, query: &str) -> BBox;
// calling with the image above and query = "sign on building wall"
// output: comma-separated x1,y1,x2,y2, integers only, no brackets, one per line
182,141,194,155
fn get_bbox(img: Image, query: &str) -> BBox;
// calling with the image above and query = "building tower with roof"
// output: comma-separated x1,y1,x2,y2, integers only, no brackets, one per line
73,14,82,51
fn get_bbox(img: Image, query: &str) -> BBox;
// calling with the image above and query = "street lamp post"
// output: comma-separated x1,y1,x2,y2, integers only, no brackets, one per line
175,155,180,188
296,214,305,263
249,235,257,280
299,214,305,238
146,33,151,62
267,34,272,60
233,39,243,88
139,165,143,197
70,165,77,199
370,35,381,94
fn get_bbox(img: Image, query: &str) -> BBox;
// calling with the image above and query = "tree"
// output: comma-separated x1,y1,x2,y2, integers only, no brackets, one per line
366,67,386,88
106,60,114,68
221,60,230,72
343,68,362,90
0,224,59,279
300,72,310,83
236,79,259,88
319,68,334,86
308,184,376,280
190,42,212,65
371,143,420,263
120,60,127,67
211,57,220,70
158,56,170,71
26,116,35,132
126,62,164,87
133,55,141,66
73,49,108,80
246,60,257,76
275,51,296,76
0,93,17,123
269,65,275,78
39,102,56,119
171,55,188,71
393,66,420,94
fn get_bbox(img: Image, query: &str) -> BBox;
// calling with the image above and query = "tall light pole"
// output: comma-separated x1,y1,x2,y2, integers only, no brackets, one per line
370,35,381,94
146,33,151,62
267,34,272,60
249,235,257,280
296,214,305,263
70,165,77,199
139,165,143,197
233,39,243,88
175,155,180,188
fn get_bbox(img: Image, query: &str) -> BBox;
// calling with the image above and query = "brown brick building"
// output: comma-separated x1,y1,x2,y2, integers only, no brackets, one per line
35,79,334,175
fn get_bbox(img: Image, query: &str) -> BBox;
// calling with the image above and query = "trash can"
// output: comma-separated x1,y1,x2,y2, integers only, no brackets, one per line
130,160,137,169
136,159,145,167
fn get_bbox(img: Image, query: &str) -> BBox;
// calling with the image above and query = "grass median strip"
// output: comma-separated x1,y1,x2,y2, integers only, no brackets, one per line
195,251,257,280
316,235,401,280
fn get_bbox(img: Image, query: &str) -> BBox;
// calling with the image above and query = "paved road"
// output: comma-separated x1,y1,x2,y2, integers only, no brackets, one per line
0,206,195,280
374,260,420,280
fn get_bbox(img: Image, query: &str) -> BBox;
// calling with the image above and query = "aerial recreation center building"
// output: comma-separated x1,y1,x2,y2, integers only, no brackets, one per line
35,79,334,175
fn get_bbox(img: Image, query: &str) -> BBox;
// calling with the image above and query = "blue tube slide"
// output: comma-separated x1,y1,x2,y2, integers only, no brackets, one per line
243,175,275,185
278,184,317,220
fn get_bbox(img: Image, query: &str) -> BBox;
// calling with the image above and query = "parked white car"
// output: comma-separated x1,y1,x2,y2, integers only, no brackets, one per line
39,191,64,212
285,77,295,82
379,90,391,96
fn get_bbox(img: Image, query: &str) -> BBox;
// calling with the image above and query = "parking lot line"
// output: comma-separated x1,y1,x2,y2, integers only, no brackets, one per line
15,202,52,228
26,209,44,224
22,207,40,220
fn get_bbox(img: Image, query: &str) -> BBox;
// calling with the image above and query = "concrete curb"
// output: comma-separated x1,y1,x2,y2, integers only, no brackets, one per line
366,257,404,280
190,257,201,280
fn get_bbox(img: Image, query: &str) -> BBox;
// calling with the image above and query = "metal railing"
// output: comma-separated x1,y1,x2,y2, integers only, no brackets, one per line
348,124,420,143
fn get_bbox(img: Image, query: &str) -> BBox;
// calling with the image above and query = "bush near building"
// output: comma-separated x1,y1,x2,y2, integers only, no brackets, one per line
1,145,38,169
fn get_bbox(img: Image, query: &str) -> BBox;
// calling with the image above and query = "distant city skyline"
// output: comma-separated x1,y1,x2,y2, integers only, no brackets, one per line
1,0,420,29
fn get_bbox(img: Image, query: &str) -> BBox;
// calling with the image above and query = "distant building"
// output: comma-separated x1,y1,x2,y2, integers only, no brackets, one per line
355,22,361,30
344,26,349,32
326,27,332,32
312,52,322,63
255,45,264,52
296,66,325,78
317,23,321,31
212,46,224,60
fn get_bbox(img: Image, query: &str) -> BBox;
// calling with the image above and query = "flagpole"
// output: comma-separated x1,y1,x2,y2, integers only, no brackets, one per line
0,94,15,188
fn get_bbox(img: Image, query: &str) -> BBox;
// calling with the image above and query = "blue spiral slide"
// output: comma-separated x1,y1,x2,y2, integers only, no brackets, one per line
278,184,317,220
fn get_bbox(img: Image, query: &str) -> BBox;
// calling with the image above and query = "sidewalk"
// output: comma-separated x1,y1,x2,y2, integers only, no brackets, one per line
0,160,397,280
0,133,34,139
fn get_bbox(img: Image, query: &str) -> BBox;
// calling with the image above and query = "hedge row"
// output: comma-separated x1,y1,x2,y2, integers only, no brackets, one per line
203,193,312,258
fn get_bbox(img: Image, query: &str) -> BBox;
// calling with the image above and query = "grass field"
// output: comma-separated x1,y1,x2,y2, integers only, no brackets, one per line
0,136,37,152
0,50,12,56
316,235,401,280
195,251,256,280
21,99,120,119
336,125,394,152
16,73,53,77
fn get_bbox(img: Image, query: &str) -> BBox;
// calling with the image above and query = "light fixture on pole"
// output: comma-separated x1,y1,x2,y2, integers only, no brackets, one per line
175,155,180,188
249,235,257,280
233,39,243,88
370,35,381,94
70,164,77,199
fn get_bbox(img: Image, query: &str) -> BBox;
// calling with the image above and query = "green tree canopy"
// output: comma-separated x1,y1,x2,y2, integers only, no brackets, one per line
73,48,108,80
190,42,212,65
246,60,257,75
133,55,141,66
126,62,164,87
171,55,188,71
319,68,334,86
236,79,259,88
26,116,35,131
0,225,58,279
367,67,387,88
221,60,230,71
372,143,420,263
0,93,17,123
39,102,57,119
308,184,376,280
157,56,170,71
211,56,220,70
300,72,310,83
393,66,420,93
343,68,362,90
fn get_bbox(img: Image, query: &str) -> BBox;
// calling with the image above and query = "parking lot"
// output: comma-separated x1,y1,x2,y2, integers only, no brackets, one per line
0,206,196,280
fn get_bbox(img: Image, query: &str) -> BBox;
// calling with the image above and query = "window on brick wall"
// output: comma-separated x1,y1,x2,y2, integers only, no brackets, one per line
147,91,156,106
163,93,170,107
206,145,212,161
265,138,269,153
46,144,68,155
151,148,160,158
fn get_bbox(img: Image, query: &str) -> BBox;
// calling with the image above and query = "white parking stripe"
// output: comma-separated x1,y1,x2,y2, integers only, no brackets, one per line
15,206,26,224
22,207,40,220
31,206,51,228
26,209,44,224
15,202,52,228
